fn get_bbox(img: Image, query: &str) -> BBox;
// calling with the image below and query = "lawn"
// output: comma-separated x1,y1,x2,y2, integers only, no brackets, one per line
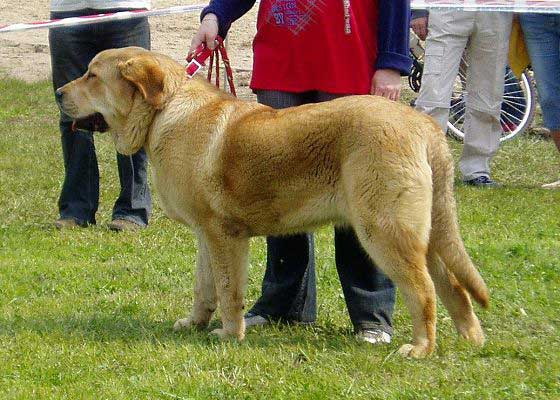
0,78,559,399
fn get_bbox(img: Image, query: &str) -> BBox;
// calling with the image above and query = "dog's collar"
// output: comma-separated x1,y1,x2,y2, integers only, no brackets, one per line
185,36,236,97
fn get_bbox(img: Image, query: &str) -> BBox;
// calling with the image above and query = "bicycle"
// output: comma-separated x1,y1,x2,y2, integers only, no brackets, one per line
408,33,536,142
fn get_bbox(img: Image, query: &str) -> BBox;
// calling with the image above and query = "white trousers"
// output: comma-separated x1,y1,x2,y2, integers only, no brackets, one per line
415,11,513,180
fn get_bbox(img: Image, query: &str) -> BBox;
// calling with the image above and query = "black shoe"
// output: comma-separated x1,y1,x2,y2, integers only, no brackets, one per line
108,218,145,232
463,176,499,187
244,312,270,328
54,217,88,229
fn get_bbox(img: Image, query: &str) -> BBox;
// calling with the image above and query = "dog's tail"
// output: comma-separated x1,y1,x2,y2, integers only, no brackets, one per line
427,128,489,308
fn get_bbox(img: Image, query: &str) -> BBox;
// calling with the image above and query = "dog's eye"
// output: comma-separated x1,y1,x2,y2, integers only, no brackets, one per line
87,72,97,80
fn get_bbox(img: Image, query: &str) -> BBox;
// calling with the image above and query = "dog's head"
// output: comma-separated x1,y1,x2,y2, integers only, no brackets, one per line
57,46,184,155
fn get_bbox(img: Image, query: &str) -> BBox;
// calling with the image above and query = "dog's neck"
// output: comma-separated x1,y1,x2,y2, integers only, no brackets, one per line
114,93,157,155
145,80,230,155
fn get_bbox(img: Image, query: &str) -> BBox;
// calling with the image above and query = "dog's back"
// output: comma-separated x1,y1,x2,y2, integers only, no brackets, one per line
152,81,489,357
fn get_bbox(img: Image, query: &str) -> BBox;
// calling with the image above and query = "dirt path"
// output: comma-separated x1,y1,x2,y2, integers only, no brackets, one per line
0,1,256,98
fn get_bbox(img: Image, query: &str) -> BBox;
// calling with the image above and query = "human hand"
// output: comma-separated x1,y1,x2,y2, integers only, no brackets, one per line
411,16,428,41
189,13,219,54
370,69,401,101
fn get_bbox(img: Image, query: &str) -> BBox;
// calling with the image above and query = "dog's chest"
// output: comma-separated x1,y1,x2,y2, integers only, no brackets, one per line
151,166,196,226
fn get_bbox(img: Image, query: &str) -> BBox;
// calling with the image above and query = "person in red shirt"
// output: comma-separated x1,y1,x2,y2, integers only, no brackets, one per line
190,0,411,344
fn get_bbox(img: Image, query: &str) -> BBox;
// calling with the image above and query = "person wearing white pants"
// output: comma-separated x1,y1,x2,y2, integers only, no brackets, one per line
414,11,513,187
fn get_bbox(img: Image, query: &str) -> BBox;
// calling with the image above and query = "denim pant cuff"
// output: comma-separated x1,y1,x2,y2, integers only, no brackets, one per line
248,306,316,324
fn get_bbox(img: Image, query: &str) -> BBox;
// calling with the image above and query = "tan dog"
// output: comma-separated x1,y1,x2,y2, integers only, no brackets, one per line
57,46,489,358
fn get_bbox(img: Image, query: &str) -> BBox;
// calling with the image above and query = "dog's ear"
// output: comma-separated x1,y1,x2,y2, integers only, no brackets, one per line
118,55,165,109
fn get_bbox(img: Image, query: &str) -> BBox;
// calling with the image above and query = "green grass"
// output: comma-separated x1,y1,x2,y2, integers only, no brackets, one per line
0,78,559,399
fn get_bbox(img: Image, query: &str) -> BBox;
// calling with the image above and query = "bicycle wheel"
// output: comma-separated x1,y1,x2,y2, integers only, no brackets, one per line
447,66,536,142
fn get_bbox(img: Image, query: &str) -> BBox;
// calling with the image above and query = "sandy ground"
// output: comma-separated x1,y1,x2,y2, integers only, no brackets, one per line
0,1,257,98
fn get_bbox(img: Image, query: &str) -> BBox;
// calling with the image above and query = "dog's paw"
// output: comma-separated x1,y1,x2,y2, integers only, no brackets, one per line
456,315,485,346
459,325,485,346
398,343,431,358
173,318,191,332
173,317,208,332
210,328,244,341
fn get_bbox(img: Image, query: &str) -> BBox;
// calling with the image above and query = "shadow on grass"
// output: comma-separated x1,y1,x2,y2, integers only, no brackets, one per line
0,312,357,351
453,178,557,190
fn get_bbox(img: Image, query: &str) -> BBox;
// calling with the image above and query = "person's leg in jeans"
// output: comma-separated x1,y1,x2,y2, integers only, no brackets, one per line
333,227,395,335
49,12,102,226
520,13,560,188
316,91,395,338
247,90,317,323
99,15,152,226
50,10,152,227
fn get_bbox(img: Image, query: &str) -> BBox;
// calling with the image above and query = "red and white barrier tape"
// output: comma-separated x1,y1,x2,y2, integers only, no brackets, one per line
2,1,560,34
0,4,205,33
411,0,560,13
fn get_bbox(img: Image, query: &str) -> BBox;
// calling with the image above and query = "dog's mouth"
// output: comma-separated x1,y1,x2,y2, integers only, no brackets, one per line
71,113,109,133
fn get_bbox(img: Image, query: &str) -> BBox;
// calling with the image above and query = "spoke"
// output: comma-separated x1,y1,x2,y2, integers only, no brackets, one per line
503,89,525,97
500,113,521,136
502,100,527,117
449,99,465,117
503,96,526,104
451,109,465,128
501,109,523,125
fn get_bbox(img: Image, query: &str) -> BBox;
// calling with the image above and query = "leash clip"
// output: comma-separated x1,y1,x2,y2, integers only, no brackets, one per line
185,41,215,78
185,36,237,97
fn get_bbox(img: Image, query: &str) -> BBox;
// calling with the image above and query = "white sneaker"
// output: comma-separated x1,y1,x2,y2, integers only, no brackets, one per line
542,179,560,189
356,329,392,345
244,313,270,328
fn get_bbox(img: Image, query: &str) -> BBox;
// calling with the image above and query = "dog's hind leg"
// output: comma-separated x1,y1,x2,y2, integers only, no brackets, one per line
174,235,217,332
426,249,485,345
347,168,437,357
354,222,437,358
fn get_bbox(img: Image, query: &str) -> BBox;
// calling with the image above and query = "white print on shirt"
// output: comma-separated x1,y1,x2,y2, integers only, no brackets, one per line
343,0,351,34
268,0,350,36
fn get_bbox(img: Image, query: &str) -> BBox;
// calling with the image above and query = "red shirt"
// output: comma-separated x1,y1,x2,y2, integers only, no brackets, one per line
250,0,379,94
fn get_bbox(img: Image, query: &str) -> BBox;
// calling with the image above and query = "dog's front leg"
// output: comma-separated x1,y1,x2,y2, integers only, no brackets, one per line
174,234,217,332
203,227,249,341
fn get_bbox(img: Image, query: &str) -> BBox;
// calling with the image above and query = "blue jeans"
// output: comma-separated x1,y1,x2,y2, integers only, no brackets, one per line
519,13,560,131
49,9,152,226
249,90,396,334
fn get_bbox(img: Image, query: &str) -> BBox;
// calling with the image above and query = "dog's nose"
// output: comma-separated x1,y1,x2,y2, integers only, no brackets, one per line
55,88,64,102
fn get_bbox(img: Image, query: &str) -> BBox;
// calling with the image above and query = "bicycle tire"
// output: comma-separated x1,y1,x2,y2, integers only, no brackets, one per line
447,69,536,143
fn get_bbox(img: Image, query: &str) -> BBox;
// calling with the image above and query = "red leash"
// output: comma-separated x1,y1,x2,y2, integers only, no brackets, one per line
186,36,237,97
